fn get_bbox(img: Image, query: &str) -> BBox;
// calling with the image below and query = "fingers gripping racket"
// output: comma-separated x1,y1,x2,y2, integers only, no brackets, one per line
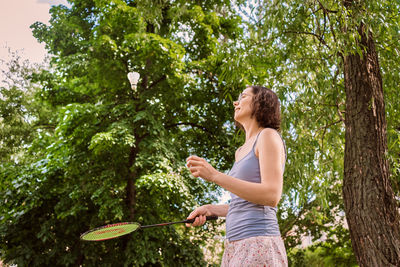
80,216,218,241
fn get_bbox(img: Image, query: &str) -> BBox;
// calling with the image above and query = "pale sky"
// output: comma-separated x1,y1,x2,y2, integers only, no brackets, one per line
0,0,69,64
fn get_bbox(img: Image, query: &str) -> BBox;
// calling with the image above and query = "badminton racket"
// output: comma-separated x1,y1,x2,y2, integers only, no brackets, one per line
80,215,218,241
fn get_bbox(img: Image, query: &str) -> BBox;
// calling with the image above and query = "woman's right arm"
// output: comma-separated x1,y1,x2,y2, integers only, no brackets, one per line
186,204,229,227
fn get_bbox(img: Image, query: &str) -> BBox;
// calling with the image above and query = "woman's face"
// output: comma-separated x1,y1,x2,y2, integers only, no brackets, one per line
233,87,254,122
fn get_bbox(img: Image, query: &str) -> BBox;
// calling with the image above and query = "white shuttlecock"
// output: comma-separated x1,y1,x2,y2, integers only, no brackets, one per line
127,72,140,90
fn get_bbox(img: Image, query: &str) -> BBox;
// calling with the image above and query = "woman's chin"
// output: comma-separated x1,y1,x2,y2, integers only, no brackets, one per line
234,112,244,121
234,115,243,124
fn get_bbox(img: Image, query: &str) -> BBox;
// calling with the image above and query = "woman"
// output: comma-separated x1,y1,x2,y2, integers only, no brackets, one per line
186,85,288,266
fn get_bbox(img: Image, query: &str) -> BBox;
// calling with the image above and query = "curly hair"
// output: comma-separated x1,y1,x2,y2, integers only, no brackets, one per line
235,85,281,132
250,85,281,132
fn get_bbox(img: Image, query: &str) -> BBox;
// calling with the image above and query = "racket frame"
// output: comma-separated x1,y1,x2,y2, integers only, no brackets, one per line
80,216,218,241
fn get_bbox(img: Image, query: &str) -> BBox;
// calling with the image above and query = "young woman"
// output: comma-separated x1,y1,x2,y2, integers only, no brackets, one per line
186,86,288,266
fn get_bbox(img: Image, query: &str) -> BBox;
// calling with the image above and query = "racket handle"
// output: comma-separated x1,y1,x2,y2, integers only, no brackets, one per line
186,215,218,224
140,216,219,229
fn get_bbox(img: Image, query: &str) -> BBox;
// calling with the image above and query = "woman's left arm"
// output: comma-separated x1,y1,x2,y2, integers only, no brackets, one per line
187,129,284,206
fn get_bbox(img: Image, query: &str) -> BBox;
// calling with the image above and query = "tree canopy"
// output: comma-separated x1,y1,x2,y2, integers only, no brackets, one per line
1,0,245,265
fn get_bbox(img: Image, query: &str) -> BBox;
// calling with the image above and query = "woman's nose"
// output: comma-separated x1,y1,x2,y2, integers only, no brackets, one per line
233,100,238,107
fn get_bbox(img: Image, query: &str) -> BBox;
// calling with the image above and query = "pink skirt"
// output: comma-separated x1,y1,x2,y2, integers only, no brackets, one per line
221,236,288,267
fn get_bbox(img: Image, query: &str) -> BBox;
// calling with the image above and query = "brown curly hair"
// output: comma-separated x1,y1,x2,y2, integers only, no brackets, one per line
236,85,281,132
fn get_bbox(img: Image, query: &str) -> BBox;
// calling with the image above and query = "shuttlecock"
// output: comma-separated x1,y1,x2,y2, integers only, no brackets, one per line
127,72,140,90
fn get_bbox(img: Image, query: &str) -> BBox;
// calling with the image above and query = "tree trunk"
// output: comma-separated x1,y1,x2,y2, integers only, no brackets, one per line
343,23,400,266
127,146,138,221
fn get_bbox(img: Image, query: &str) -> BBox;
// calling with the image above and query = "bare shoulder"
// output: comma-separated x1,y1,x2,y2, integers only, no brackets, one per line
255,128,284,156
259,128,282,144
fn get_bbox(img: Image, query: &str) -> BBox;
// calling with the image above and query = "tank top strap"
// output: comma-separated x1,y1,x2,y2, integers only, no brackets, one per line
252,130,264,152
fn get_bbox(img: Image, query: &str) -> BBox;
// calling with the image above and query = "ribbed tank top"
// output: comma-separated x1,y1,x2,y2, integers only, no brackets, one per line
225,129,286,241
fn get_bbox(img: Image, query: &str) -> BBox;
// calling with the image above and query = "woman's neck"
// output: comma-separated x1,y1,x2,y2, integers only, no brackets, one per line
243,122,263,141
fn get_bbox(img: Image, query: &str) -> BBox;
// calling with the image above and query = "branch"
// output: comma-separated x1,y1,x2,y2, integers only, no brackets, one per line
316,119,343,133
336,103,345,123
281,199,317,240
283,30,331,50
148,75,166,90
33,123,56,130
332,66,345,123
317,0,339,13
317,0,338,43
140,58,152,91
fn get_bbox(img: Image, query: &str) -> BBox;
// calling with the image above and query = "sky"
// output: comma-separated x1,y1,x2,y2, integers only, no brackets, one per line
0,0,69,65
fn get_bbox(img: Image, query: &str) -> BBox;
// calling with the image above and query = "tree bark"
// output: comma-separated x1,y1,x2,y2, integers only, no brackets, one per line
127,146,138,221
343,23,400,266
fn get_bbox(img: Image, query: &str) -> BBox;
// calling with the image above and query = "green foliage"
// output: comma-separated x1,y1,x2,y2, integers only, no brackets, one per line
287,223,358,266
288,244,358,267
287,223,358,267
0,52,55,164
1,0,244,265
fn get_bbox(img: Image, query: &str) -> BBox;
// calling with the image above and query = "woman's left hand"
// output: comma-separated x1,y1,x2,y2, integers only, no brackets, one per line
186,155,220,182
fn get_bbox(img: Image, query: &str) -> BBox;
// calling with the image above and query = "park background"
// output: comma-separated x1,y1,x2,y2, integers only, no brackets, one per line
1,0,399,266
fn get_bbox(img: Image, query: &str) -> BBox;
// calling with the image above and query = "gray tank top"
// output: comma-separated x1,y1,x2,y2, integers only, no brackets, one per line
225,129,286,241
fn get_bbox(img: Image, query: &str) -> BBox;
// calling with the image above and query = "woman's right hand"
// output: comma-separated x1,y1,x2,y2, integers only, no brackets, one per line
186,205,213,227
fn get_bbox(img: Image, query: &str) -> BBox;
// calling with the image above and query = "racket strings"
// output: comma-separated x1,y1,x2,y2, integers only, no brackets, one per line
81,223,139,241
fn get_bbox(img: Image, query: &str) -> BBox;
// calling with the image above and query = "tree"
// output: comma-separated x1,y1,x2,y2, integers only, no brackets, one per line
342,1,400,265
0,50,54,164
1,0,244,265
239,0,400,265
